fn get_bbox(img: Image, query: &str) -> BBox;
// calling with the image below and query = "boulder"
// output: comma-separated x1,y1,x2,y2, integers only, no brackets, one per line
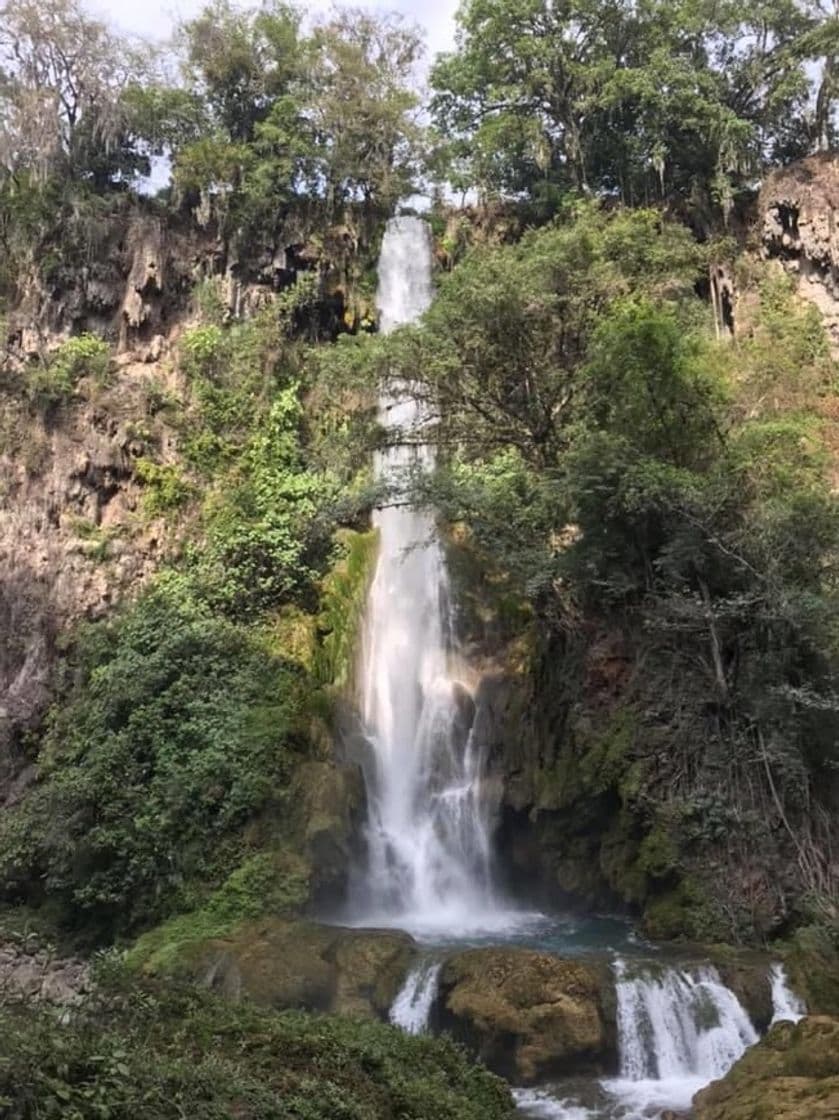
693,1016,839,1120
196,918,416,1020
434,947,613,1082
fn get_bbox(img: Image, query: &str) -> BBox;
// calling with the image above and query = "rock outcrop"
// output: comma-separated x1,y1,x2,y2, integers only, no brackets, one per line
0,939,90,1005
0,373,171,787
693,1016,839,1120
187,918,416,1020
433,947,614,1081
760,152,839,349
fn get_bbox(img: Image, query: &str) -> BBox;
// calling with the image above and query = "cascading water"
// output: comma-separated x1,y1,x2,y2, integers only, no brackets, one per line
769,962,806,1024
350,216,498,936
389,959,442,1034
601,960,758,1116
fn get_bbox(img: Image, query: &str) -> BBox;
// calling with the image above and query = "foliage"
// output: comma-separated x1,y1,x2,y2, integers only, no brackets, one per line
0,577,310,939
134,459,194,516
0,969,514,1120
25,333,110,409
431,0,839,223
125,850,311,975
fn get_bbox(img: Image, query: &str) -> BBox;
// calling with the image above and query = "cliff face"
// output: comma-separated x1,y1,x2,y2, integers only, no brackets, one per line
760,152,839,350
0,200,375,803
0,373,169,791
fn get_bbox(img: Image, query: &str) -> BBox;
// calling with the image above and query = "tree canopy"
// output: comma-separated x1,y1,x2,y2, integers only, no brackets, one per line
431,0,839,223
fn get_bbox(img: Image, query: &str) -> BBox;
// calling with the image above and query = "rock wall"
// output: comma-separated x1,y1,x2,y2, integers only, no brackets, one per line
760,152,839,349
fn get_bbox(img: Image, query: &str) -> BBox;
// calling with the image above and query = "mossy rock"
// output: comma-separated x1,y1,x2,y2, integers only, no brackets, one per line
193,918,417,1020
693,1016,839,1119
785,932,839,1016
435,947,614,1082
289,758,365,901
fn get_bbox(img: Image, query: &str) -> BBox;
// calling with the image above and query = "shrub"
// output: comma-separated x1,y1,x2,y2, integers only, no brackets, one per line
0,576,309,938
27,333,111,409
0,970,515,1120
135,457,195,516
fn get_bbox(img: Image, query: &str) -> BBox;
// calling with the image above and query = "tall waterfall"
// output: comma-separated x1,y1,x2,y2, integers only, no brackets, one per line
602,960,758,1115
351,216,496,935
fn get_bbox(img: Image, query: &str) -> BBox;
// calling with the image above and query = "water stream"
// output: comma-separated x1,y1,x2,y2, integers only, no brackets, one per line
769,962,807,1024
349,216,502,936
389,959,443,1034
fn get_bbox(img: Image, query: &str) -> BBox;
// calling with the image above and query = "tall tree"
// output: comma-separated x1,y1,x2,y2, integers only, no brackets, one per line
431,0,836,223
0,0,152,186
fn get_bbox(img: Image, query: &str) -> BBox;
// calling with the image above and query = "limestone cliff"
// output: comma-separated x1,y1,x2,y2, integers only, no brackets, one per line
760,152,839,350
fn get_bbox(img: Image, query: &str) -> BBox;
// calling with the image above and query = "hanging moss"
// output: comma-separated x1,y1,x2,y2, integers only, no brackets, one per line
313,527,378,692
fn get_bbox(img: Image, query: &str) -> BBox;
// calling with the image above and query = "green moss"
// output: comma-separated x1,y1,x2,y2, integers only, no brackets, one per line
578,707,637,796
314,527,378,691
637,822,679,879
126,849,310,975
786,926,839,1015
642,877,722,941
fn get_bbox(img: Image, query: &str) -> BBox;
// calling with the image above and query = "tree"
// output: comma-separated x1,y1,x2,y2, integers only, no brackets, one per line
431,0,834,224
305,9,425,216
0,0,153,186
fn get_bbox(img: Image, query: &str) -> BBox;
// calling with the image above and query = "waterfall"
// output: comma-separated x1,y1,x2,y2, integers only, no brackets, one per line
602,960,758,1115
770,962,806,1024
350,216,497,936
389,958,442,1034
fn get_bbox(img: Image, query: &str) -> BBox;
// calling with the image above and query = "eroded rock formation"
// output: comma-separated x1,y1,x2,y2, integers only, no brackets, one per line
760,152,839,349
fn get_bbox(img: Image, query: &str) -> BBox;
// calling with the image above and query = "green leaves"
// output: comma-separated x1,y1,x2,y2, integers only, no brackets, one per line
431,0,832,221
0,974,515,1120
0,578,306,937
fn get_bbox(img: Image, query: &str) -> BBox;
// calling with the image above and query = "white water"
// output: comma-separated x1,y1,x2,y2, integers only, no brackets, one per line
389,959,442,1034
770,962,806,1024
513,1089,591,1119
601,960,758,1116
351,216,503,937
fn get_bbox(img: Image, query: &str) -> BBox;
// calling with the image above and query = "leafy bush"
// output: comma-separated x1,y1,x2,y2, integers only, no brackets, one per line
0,969,514,1120
135,458,195,516
27,333,111,409
0,576,309,938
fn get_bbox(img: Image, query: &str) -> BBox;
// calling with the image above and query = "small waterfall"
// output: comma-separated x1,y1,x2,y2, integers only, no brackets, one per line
770,962,806,1024
389,959,442,1034
603,960,758,1115
349,216,498,935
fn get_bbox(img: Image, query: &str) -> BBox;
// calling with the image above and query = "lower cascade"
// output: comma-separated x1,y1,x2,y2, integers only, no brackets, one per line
389,959,442,1035
602,960,758,1114
769,962,807,1024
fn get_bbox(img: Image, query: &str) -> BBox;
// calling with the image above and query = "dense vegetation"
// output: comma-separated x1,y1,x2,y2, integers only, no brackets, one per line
0,965,513,1119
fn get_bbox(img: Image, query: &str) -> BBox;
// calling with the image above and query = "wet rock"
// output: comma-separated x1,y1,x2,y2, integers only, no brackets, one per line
289,761,365,905
434,947,614,1082
693,1016,839,1120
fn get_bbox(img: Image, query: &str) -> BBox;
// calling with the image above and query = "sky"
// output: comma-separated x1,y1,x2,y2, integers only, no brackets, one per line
94,0,460,63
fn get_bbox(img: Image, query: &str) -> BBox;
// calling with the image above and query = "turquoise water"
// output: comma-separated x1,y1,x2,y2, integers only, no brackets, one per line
414,911,648,957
